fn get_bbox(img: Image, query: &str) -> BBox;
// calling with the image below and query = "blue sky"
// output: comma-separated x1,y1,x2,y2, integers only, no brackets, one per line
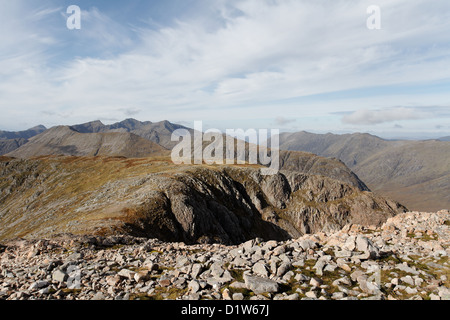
0,0,449,139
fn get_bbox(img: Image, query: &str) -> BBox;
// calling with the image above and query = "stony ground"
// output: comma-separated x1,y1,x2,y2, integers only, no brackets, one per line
1,210,449,301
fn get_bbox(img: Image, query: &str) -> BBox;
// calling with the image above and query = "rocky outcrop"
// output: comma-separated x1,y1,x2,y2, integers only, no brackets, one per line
0,156,406,244
0,210,448,301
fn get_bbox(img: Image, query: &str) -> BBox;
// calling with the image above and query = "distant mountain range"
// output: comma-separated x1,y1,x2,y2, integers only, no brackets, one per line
1,119,448,212
0,125,47,140
6,126,169,159
68,118,191,150
439,136,450,141
272,131,450,212
0,125,47,157
1,119,367,191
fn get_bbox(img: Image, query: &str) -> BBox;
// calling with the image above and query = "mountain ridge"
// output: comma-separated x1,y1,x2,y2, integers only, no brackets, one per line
4,120,369,192
6,126,170,159
273,131,450,211
0,125,46,140
0,156,406,243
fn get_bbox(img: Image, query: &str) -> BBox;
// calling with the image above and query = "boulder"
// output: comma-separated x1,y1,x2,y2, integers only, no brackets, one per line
244,274,279,295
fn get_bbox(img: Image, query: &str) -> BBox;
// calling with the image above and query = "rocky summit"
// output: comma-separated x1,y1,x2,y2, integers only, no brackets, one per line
1,210,448,301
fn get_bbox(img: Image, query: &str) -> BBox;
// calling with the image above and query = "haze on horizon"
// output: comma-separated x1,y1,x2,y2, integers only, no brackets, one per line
0,0,449,140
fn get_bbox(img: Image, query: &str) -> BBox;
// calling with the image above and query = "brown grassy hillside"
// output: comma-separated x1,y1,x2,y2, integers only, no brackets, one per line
0,156,405,244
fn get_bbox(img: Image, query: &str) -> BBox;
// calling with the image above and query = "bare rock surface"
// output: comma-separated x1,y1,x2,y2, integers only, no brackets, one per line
1,210,448,301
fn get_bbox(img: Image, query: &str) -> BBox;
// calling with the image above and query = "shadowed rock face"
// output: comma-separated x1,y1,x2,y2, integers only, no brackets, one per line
0,157,406,245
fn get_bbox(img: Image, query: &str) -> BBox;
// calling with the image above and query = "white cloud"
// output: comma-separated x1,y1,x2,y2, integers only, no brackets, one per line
274,117,296,126
0,0,450,132
341,107,436,125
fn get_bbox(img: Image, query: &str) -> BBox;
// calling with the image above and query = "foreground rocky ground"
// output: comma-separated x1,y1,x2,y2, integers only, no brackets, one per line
1,210,449,301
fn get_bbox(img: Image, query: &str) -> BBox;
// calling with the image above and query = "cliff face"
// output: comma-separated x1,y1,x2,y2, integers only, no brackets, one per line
0,157,406,244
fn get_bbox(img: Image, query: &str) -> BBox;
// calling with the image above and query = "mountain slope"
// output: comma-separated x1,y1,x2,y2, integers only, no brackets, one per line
5,121,369,192
275,131,450,211
0,138,28,156
6,126,169,158
0,125,46,140
0,125,47,155
0,156,406,243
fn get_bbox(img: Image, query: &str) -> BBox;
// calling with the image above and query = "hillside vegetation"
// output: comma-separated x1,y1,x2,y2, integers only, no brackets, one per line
0,156,405,244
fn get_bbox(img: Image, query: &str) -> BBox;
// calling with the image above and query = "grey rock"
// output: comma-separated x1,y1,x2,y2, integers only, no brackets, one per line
324,264,337,273
310,277,323,287
313,255,332,276
91,292,106,300
232,293,244,300
29,281,49,291
332,291,347,300
405,287,418,295
176,256,191,268
294,273,310,282
298,239,318,251
438,287,450,300
210,261,225,278
244,274,279,295
52,270,68,283
191,263,203,279
355,236,380,260
232,256,251,267
273,245,286,256
282,271,295,282
429,293,441,300
396,263,419,275
188,280,200,293
276,262,292,277
400,276,415,286
334,250,352,258
305,291,317,299
230,281,247,289
242,239,257,253
117,269,136,280
67,252,84,261
252,262,269,278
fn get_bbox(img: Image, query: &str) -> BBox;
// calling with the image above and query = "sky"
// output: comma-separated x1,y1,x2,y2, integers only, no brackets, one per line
0,0,449,139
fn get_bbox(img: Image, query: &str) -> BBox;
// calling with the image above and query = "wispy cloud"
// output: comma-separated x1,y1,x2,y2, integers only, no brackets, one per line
274,117,296,126
0,0,450,136
341,106,445,125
